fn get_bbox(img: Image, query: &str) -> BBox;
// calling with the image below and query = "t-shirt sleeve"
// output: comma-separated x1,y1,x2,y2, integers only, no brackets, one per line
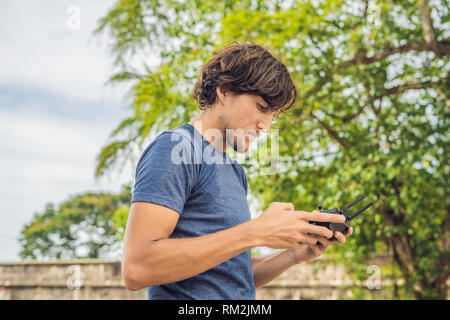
242,169,248,196
131,131,197,215
236,162,248,196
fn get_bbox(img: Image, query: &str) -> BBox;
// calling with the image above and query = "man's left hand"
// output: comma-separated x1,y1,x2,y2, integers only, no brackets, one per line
292,227,353,263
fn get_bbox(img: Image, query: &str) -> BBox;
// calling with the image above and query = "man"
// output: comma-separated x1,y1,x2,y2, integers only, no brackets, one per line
122,41,352,299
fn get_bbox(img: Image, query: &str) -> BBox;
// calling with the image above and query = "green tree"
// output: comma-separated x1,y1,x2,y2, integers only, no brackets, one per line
19,185,131,260
94,0,449,299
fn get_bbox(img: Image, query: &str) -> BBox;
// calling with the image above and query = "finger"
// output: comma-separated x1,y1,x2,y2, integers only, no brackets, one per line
281,202,294,210
333,231,346,243
311,245,323,255
282,202,295,211
311,234,332,247
298,235,318,246
316,241,330,252
305,224,334,239
296,211,346,223
345,227,353,237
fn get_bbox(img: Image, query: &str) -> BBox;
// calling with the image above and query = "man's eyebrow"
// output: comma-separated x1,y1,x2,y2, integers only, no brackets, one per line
257,102,270,109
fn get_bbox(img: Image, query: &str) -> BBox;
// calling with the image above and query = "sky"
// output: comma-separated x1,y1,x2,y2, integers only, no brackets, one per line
0,0,277,262
0,1,145,262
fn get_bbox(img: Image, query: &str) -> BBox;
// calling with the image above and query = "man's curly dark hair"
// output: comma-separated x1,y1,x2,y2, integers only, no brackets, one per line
191,41,297,114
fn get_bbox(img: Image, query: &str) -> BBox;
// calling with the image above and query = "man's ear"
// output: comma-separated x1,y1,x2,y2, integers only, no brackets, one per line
216,86,228,106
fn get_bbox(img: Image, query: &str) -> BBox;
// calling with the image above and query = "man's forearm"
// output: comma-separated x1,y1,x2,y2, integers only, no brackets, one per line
252,248,300,288
124,219,261,290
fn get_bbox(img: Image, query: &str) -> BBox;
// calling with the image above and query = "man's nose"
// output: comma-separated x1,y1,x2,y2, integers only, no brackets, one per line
258,113,274,134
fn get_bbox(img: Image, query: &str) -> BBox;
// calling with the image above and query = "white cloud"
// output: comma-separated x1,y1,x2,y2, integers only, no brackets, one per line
0,0,129,101
0,105,135,261
0,0,146,261
0,102,133,260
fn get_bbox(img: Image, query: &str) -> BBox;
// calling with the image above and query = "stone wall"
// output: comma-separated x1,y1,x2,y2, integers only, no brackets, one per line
0,258,393,300
0,260,146,300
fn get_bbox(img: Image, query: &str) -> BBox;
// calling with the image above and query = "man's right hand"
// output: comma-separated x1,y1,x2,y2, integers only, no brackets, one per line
251,202,346,249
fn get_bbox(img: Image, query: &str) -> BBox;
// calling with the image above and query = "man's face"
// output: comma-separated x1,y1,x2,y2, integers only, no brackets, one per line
218,92,277,153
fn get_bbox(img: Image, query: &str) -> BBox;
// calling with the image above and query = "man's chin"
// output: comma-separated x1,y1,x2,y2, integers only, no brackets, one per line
226,136,249,153
232,141,250,153
234,147,248,154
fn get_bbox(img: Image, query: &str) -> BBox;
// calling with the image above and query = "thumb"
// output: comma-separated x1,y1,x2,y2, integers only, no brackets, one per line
278,202,294,211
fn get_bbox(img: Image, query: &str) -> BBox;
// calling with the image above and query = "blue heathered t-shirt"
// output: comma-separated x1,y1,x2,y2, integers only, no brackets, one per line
130,122,256,300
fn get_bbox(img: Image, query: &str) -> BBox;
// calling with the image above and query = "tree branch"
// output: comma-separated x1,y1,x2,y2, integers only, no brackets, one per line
309,112,352,163
340,41,450,69
363,0,369,23
310,113,346,149
342,104,367,123
299,42,448,107
371,79,439,101
419,0,440,54
341,43,428,68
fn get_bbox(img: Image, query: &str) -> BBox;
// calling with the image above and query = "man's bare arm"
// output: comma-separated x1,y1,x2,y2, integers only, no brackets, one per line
122,202,260,290
251,249,298,288
251,228,353,288
122,201,345,290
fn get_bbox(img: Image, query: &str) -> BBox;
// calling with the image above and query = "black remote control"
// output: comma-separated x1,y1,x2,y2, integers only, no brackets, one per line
310,195,374,240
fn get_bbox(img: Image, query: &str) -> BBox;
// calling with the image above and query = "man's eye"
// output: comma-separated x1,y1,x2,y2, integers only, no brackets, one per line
257,104,269,112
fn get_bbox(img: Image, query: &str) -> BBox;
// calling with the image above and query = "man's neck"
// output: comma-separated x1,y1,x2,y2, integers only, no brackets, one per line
188,109,227,154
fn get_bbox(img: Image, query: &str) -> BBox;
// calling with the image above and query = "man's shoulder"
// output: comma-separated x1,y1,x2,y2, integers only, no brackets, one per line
167,124,197,147
140,123,201,165
145,123,195,152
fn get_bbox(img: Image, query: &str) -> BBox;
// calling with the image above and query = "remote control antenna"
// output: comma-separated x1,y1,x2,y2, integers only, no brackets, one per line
341,195,366,214
348,202,374,221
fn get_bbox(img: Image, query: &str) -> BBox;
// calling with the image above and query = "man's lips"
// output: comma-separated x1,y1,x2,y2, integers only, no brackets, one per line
245,133,258,143
245,131,259,138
